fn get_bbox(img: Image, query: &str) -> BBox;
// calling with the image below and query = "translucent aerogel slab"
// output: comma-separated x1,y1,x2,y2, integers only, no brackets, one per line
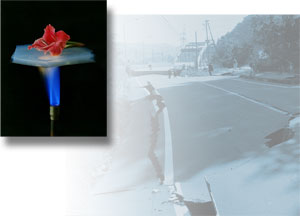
11,45,95,68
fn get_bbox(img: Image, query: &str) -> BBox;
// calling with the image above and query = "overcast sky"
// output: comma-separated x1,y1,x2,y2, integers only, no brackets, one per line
114,15,247,46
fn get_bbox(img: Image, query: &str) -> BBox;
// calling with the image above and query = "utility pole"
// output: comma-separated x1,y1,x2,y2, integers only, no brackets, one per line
142,42,145,64
151,49,154,63
180,27,186,48
123,25,127,62
195,32,198,72
205,20,209,45
205,20,210,65
204,20,217,64
207,21,215,46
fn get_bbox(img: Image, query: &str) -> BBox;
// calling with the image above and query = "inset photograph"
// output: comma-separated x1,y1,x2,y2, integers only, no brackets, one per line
1,1,107,136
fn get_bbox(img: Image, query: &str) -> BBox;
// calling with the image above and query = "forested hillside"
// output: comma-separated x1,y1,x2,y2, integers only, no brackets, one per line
213,15,299,74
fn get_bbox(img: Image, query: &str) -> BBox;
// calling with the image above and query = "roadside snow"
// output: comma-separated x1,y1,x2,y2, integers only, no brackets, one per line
136,74,235,90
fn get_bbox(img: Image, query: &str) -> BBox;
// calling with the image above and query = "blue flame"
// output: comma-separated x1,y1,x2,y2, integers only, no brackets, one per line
45,67,60,106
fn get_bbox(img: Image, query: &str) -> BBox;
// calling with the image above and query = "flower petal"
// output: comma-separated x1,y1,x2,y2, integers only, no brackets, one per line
48,42,65,56
28,38,49,51
42,24,56,44
55,30,70,42
28,24,72,56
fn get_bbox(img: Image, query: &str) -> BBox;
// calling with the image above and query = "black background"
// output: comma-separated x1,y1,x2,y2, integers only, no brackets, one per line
1,1,107,136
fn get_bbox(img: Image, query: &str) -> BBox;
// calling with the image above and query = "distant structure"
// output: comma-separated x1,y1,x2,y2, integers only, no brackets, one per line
175,42,206,68
175,20,216,72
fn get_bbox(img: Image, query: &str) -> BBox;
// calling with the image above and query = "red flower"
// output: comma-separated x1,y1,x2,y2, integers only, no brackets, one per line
28,24,70,56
